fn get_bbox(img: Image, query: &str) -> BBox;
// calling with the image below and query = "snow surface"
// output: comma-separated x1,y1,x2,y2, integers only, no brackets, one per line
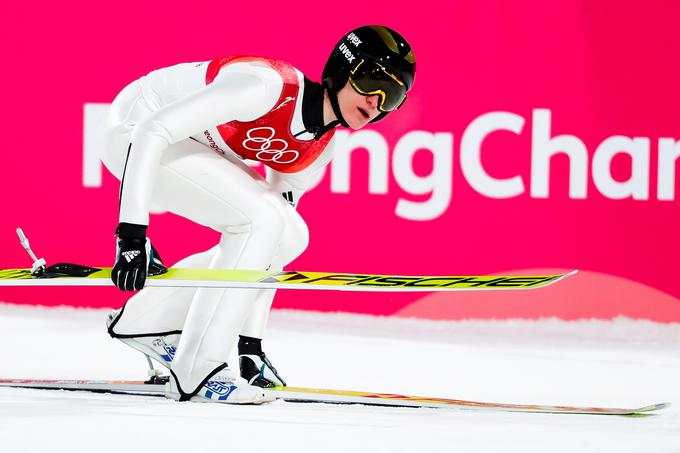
0,303,679,453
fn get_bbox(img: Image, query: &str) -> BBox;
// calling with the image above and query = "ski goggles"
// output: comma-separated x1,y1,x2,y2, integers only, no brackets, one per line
348,59,407,112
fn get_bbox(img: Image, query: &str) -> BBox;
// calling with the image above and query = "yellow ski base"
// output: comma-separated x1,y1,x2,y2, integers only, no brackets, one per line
0,267,578,292
266,386,670,415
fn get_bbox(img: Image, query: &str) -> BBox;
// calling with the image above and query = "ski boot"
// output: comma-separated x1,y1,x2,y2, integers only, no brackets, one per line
106,309,179,370
238,335,286,388
165,367,273,404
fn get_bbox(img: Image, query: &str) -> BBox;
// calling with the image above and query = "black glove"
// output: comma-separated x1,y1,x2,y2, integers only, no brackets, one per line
112,223,150,291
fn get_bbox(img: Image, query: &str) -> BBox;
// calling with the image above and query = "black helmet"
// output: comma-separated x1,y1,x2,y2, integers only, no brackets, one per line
323,25,416,124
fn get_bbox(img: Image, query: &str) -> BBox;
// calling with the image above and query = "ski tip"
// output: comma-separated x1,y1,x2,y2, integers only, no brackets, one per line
635,402,671,413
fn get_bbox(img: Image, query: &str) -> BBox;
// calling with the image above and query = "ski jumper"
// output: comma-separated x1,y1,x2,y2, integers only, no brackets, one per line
100,56,335,396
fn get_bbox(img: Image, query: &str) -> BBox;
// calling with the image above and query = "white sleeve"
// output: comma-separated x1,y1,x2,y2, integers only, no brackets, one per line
119,68,280,226
266,136,335,208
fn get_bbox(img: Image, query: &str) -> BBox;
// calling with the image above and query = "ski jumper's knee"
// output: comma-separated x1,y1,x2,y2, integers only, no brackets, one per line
274,211,309,267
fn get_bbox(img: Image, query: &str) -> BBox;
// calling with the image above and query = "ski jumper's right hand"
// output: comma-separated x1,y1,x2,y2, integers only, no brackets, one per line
112,223,150,291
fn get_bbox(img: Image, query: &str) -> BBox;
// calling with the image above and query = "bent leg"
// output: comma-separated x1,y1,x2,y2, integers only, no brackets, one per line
148,140,292,396
240,207,310,338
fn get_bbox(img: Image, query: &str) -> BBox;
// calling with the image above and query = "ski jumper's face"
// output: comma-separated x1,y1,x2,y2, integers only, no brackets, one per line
336,82,381,129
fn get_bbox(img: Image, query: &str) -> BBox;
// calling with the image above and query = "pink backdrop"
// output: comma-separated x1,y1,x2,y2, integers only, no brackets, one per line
1,1,679,321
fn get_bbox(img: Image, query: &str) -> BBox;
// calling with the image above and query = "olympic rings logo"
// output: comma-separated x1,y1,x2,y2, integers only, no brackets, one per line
242,127,299,164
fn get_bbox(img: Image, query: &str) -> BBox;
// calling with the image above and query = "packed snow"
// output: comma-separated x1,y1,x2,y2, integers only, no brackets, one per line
0,303,678,453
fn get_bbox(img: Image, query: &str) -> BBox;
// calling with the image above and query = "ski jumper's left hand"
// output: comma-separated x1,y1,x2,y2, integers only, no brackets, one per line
112,223,150,291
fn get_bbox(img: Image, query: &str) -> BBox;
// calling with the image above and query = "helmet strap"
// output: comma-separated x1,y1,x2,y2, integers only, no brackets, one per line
370,111,389,123
323,78,349,128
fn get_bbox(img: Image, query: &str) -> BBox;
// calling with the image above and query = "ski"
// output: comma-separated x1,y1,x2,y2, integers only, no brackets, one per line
3,228,577,292
0,378,668,416
0,265,577,292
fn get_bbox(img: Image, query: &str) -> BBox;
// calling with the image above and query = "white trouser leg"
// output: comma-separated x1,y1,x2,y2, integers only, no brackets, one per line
239,209,310,338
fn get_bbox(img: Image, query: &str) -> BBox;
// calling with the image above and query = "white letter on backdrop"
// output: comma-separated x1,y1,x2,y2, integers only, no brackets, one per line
330,130,389,194
392,131,453,221
460,111,525,198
